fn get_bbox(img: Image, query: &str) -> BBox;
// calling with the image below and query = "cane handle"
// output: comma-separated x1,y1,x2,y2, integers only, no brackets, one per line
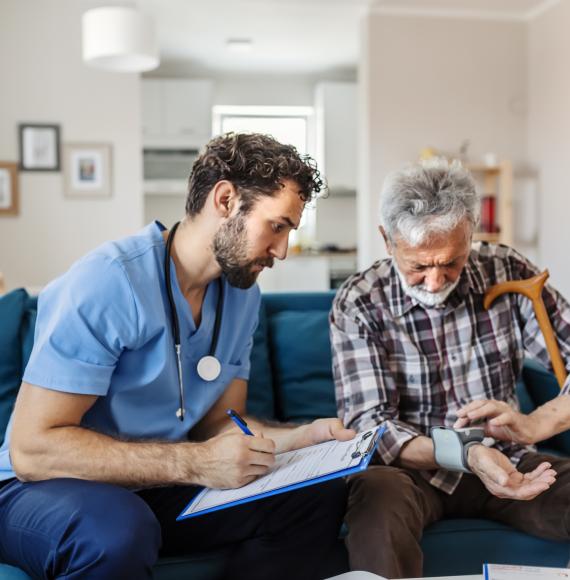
484,270,566,389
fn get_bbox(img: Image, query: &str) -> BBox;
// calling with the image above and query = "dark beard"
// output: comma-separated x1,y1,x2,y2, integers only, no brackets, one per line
212,214,274,289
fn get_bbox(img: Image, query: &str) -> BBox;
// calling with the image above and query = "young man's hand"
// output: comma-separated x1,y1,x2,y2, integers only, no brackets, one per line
454,399,539,445
466,444,556,500
191,430,276,489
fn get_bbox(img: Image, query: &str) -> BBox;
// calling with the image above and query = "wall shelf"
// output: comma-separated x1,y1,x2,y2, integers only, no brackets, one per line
466,160,513,246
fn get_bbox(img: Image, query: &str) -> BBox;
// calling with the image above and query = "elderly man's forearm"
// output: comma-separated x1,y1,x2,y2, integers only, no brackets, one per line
529,395,570,442
395,435,439,470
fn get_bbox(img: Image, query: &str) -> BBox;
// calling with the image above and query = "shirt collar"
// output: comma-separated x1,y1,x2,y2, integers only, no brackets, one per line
385,262,416,318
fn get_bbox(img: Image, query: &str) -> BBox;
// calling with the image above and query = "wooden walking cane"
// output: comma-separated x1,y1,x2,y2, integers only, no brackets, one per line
484,270,567,389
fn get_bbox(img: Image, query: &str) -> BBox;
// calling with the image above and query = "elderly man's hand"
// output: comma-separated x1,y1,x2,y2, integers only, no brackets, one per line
454,399,539,445
292,418,356,451
467,445,556,500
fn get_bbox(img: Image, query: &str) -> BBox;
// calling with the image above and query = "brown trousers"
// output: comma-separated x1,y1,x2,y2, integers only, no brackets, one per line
345,453,570,578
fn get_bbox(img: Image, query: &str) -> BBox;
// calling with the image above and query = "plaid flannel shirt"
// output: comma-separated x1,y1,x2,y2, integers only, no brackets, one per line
331,243,570,494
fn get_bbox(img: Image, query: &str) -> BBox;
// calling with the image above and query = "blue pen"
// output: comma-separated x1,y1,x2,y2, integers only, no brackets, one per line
226,409,254,436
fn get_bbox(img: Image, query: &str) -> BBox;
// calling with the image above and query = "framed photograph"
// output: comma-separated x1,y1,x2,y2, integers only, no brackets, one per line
0,162,19,216
18,123,61,171
64,143,112,198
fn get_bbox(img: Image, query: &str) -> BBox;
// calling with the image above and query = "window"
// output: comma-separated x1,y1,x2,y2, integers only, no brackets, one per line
212,106,316,244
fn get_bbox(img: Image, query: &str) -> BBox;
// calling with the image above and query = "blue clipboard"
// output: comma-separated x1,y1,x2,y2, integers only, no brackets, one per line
177,424,386,521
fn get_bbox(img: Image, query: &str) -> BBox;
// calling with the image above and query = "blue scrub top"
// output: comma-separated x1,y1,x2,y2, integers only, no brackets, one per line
0,222,260,480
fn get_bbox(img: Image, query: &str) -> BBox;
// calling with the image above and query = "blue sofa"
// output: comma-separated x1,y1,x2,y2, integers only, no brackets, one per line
0,289,568,579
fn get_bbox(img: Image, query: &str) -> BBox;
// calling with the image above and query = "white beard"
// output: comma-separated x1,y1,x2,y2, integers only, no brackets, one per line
395,264,461,308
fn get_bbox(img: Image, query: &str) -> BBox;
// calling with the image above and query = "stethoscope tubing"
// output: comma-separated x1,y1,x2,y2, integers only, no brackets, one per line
164,221,223,421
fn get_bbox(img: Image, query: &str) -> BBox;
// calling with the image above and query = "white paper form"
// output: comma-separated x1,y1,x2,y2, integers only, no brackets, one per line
180,428,379,518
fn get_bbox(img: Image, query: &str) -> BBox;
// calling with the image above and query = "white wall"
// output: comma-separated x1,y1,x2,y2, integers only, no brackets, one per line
358,11,528,269
0,0,143,292
528,0,570,296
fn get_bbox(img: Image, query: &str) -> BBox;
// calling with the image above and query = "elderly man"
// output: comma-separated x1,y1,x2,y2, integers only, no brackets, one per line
330,158,570,578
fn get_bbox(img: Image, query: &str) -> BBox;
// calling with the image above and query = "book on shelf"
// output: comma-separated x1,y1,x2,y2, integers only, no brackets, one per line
480,195,499,234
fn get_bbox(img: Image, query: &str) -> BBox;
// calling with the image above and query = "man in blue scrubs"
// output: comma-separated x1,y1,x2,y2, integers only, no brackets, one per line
0,133,355,579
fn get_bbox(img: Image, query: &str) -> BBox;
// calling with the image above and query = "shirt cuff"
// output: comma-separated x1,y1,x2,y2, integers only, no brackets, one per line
351,420,422,465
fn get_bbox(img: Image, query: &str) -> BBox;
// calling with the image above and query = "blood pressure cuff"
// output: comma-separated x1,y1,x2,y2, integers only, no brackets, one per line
431,426,485,473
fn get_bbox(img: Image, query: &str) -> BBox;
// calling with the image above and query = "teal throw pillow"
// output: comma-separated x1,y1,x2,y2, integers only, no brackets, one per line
246,305,275,419
0,289,27,444
269,310,337,423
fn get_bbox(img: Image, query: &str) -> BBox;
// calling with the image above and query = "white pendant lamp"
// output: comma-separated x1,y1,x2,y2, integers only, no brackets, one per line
82,6,159,73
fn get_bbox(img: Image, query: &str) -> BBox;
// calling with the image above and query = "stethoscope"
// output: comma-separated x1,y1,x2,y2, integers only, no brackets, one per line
164,221,224,421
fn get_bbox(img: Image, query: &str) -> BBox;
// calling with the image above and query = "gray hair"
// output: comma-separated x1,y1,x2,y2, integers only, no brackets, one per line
380,157,480,246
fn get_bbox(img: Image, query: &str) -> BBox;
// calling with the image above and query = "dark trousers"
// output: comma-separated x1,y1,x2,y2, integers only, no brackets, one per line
0,477,347,580
344,452,570,579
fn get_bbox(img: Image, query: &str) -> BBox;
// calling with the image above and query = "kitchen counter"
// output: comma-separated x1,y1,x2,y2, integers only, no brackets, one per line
258,251,358,292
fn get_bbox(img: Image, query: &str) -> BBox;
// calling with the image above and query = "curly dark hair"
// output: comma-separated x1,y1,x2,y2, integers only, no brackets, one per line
185,132,324,216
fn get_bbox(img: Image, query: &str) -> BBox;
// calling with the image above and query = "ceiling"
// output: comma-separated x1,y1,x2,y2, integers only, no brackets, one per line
135,0,558,75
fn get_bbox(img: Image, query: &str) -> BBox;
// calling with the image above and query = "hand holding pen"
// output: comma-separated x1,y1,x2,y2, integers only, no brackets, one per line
226,409,255,436
193,411,274,489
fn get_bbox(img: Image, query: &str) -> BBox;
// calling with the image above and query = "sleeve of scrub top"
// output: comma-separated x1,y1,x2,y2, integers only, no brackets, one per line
235,336,254,381
23,253,140,396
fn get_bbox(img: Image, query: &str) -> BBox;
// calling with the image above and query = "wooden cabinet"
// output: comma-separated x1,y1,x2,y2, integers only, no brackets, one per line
467,161,513,246
315,82,357,196
142,79,213,148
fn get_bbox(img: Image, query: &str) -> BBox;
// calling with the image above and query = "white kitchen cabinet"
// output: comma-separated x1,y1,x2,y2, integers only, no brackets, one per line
141,80,162,136
257,257,330,293
142,79,213,148
315,81,357,196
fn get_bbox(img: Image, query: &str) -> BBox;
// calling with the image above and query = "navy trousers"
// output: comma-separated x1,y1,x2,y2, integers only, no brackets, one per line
0,477,347,580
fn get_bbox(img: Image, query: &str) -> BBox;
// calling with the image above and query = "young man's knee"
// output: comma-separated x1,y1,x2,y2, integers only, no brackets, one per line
62,509,160,577
59,486,161,571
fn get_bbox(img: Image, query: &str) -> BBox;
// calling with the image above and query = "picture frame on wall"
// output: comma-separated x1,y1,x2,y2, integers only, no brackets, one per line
64,143,113,198
0,162,19,216
18,123,61,171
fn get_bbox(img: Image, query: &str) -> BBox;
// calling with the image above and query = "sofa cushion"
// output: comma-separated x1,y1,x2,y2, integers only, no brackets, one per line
522,359,570,455
422,518,570,576
269,310,337,423
0,289,28,446
0,564,31,579
153,552,229,580
246,305,275,420
0,552,231,580
20,298,37,371
515,376,534,415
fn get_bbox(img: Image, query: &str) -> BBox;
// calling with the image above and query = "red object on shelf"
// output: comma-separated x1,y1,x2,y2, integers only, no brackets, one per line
480,195,497,233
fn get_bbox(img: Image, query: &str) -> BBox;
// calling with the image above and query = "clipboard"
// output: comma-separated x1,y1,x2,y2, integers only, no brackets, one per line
177,424,386,520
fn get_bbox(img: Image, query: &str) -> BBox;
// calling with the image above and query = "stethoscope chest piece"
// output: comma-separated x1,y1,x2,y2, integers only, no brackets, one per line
197,355,222,382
